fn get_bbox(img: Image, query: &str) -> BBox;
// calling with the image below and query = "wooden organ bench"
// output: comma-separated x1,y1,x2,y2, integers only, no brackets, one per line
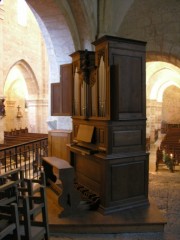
42,156,81,217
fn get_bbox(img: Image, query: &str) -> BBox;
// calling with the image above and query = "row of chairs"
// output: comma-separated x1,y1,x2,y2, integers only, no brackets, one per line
0,168,49,240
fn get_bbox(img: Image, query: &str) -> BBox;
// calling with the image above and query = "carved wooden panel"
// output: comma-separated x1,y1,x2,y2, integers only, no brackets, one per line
51,83,61,116
51,64,72,116
60,64,73,116
110,51,146,120
74,154,101,194
110,121,146,153
48,130,72,161
111,160,145,201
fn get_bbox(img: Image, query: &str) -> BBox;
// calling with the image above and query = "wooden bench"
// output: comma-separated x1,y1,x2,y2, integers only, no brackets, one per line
4,134,48,145
4,128,28,136
42,156,81,217
157,129,180,170
3,131,48,147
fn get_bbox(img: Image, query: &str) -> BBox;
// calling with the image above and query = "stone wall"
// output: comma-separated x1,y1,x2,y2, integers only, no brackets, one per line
147,100,162,142
0,0,49,140
162,86,180,123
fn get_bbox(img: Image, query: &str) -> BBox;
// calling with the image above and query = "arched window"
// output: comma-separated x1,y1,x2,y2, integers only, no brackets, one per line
17,0,27,26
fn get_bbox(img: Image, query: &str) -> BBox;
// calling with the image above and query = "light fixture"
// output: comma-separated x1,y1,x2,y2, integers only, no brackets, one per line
17,105,23,118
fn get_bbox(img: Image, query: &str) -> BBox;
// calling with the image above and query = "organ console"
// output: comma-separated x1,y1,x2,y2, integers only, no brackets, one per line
53,35,149,215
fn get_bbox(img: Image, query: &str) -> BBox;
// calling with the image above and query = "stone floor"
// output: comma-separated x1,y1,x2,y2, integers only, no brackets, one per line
50,144,180,240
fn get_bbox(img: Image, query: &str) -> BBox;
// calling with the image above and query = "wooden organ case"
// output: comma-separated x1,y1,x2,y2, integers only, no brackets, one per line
66,35,149,214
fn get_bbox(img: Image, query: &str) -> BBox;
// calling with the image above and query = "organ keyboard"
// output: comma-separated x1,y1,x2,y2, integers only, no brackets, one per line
70,144,98,155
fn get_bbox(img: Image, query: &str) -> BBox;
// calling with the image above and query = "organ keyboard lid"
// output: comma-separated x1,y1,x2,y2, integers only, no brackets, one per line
76,124,94,143
70,124,98,154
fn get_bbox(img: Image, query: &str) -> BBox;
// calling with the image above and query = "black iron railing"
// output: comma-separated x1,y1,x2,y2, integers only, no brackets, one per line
0,138,48,180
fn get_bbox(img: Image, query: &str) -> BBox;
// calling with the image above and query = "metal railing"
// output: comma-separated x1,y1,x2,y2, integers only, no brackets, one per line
0,138,48,180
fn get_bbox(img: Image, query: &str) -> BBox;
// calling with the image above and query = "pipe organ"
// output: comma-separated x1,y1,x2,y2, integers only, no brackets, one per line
53,35,149,214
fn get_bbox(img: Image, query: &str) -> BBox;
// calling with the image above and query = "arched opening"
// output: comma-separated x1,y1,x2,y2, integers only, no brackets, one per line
162,85,180,123
146,61,180,143
25,0,96,130
3,60,42,132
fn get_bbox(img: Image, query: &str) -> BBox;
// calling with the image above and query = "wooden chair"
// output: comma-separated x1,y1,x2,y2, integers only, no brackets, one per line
0,181,19,206
0,169,23,206
0,173,20,239
19,171,46,195
18,171,46,212
0,203,20,240
0,168,22,185
18,186,49,240
0,186,49,240
0,169,49,239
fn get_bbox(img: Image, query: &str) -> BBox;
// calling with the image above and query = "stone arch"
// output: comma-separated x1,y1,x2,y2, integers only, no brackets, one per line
162,85,180,123
146,52,180,69
24,0,98,130
146,53,180,141
4,59,39,100
26,0,96,56
25,0,97,86
146,53,180,102
3,59,40,131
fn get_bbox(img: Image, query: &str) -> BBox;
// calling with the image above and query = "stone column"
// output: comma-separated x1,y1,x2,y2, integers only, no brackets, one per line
0,5,4,143
147,99,162,143
0,98,5,143
27,99,48,133
0,5,4,93
4,100,16,130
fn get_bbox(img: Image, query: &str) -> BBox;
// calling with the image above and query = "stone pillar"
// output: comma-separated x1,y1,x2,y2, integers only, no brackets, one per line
147,99,162,143
0,106,4,143
0,5,4,94
27,99,48,133
0,6,4,143
4,101,16,131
